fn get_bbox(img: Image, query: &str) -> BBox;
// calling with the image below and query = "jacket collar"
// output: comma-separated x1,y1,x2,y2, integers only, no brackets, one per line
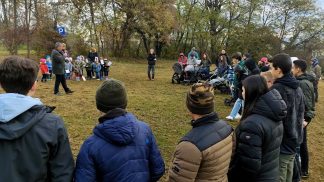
191,112,219,128
98,108,127,123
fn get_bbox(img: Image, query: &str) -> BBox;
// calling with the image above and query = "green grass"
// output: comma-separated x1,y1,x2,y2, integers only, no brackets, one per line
0,58,323,181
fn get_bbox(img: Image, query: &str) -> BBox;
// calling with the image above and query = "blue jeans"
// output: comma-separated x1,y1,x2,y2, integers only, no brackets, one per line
229,98,244,117
148,65,155,79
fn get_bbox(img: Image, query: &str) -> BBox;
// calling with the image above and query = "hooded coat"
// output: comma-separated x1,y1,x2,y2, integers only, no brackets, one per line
296,74,315,121
74,109,165,182
271,73,305,154
0,93,74,182
228,89,287,182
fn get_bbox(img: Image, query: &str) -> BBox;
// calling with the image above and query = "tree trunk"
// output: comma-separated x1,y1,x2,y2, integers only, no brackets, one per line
12,0,18,55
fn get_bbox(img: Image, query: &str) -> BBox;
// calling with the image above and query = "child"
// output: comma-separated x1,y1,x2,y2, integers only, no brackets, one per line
85,59,93,79
93,59,102,80
103,59,112,80
147,48,156,80
45,55,53,80
40,58,49,82
65,58,72,80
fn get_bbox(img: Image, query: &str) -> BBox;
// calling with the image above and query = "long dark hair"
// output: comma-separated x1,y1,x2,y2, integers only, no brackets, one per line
241,75,269,120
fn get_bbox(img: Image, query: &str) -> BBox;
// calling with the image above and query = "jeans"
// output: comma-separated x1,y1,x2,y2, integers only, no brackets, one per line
148,65,155,79
279,154,295,182
54,74,70,94
300,125,309,173
229,98,244,117
95,72,101,80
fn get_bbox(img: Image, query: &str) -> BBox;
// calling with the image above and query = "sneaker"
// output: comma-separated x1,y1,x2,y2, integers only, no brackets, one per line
301,172,309,179
66,90,74,94
226,116,234,120
235,113,242,120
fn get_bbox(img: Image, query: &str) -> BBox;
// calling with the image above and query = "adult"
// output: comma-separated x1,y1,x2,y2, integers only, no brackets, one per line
75,79,165,181
200,52,212,72
258,57,270,72
178,52,188,67
88,47,99,77
218,49,231,66
228,75,286,182
168,83,234,182
87,47,99,63
245,58,260,75
0,56,74,181
184,53,199,80
147,48,157,80
270,53,305,182
51,42,73,95
217,54,229,77
187,47,199,60
311,58,321,102
292,60,315,179
226,52,249,120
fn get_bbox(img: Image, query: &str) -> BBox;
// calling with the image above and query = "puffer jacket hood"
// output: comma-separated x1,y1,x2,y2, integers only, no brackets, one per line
274,73,299,89
0,93,42,123
252,89,287,122
94,111,136,145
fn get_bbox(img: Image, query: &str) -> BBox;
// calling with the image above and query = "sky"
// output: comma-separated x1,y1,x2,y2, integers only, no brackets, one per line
317,0,324,9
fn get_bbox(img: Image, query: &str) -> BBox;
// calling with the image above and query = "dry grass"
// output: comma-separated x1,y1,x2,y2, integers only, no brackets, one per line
0,58,323,181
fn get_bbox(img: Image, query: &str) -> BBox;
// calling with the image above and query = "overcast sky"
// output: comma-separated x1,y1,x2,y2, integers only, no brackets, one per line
317,0,324,9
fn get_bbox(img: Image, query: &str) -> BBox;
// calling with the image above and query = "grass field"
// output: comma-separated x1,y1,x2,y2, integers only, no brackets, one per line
0,58,323,181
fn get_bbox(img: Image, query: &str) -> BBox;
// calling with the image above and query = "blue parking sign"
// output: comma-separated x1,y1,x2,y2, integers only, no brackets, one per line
57,26,66,36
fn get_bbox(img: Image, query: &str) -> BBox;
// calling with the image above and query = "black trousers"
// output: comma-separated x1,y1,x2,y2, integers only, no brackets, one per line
314,81,318,102
300,126,309,173
54,74,70,94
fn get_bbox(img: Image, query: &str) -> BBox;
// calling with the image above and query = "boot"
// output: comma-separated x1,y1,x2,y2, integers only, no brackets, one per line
152,74,155,80
148,73,151,80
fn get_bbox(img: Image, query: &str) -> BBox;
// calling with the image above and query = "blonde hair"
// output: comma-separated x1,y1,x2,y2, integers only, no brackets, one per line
91,47,97,52
261,71,273,82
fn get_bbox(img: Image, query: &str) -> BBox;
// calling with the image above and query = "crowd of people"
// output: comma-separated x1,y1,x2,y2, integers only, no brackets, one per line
38,43,112,95
0,43,322,182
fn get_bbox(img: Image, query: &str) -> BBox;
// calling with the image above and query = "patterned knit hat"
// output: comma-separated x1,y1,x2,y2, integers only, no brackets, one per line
186,83,215,115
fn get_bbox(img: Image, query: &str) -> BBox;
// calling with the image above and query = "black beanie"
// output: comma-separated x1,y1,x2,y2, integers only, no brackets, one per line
96,79,128,113
186,83,215,115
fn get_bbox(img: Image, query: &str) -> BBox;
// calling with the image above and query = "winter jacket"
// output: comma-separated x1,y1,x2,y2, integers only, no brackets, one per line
312,64,322,81
40,63,49,74
93,63,101,73
51,49,66,74
187,50,200,60
147,53,157,65
178,56,188,65
271,73,305,154
296,74,315,121
46,60,53,70
88,52,99,62
228,89,286,182
168,112,233,182
0,93,74,182
85,62,93,71
75,108,165,182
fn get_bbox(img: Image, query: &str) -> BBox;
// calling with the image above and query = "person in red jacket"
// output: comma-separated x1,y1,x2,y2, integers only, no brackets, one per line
40,58,49,82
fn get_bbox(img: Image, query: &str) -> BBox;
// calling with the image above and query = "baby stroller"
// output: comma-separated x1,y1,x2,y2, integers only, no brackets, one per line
171,63,185,84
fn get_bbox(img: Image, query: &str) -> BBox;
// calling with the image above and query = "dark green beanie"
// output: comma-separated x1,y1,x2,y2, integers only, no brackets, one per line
96,79,128,113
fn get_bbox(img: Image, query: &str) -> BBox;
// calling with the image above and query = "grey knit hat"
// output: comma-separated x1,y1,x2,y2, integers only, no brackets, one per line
96,79,128,113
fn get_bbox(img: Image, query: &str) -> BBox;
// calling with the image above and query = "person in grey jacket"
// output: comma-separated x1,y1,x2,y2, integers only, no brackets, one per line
0,56,74,182
51,42,73,95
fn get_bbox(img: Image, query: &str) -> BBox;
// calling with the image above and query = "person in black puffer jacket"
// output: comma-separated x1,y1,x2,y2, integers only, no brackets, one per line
147,48,157,80
228,75,287,182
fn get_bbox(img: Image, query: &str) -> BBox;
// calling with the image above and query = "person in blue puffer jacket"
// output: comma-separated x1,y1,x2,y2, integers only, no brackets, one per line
75,79,165,182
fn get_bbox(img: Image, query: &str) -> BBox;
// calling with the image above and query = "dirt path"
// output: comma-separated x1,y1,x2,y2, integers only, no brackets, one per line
306,81,324,181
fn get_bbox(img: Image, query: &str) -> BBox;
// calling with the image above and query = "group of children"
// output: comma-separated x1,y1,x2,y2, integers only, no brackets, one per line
39,55,112,82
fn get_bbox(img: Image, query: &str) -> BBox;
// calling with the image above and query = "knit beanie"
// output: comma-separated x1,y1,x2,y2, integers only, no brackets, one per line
186,83,215,115
96,79,127,113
